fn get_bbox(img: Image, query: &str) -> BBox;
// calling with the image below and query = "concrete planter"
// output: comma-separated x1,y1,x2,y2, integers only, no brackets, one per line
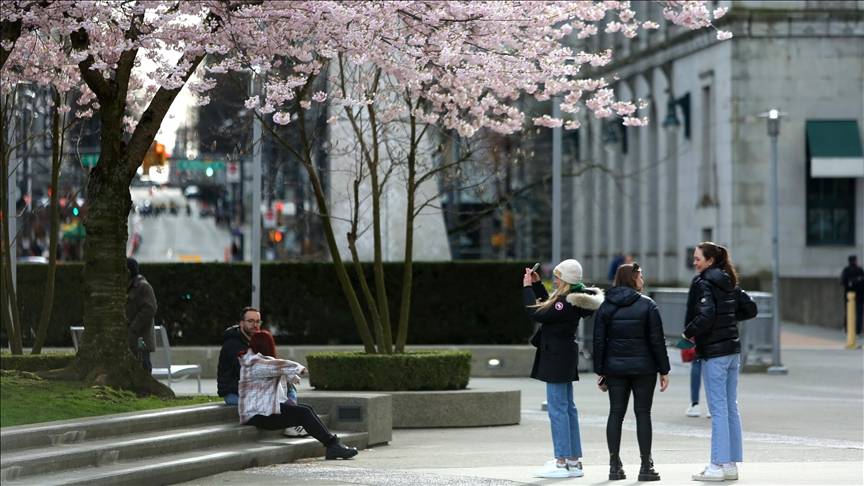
306,350,471,391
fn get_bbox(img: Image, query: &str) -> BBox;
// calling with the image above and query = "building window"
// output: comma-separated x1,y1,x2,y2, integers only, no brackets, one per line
806,178,855,245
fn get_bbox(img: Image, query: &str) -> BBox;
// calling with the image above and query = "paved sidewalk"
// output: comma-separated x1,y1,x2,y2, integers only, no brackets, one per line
175,344,863,486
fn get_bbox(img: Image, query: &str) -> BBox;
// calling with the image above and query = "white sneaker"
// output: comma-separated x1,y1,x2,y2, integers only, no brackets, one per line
723,463,738,480
692,464,725,482
566,460,584,478
282,426,308,437
533,461,571,479
686,404,700,417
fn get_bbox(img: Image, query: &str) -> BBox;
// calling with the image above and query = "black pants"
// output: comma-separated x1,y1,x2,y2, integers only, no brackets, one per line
606,373,657,457
246,402,336,446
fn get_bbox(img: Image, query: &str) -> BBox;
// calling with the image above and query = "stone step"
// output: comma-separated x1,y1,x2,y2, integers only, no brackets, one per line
0,403,236,453
3,431,368,486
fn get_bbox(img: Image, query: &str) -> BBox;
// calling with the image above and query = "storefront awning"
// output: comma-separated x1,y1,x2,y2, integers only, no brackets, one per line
806,120,864,178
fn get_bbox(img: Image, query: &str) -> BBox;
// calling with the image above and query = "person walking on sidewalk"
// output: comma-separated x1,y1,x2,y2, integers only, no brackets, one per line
593,262,670,482
683,242,757,482
239,330,358,460
523,259,604,479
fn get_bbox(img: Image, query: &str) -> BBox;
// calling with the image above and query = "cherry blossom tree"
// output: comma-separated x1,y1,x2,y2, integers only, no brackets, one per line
220,1,729,354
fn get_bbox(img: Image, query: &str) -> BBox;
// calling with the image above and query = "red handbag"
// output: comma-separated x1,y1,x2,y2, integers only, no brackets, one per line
681,347,696,363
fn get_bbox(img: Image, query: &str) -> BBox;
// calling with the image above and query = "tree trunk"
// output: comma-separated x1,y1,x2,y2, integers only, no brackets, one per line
32,89,64,354
395,114,419,353
1,96,23,354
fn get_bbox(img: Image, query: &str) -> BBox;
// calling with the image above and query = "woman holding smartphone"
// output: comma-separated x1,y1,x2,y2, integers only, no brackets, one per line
683,242,757,482
593,262,670,481
523,259,604,478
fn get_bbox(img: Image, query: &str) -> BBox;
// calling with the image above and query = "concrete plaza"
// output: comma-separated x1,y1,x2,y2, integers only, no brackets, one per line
174,324,863,485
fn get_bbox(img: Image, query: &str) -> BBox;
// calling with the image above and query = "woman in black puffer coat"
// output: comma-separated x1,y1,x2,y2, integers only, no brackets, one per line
593,262,670,482
683,242,757,482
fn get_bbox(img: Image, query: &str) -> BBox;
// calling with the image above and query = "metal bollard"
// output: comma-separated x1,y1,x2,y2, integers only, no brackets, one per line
847,292,859,350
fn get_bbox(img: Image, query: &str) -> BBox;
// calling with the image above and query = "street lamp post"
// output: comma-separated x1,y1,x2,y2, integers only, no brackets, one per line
250,75,263,308
552,96,562,266
761,109,788,375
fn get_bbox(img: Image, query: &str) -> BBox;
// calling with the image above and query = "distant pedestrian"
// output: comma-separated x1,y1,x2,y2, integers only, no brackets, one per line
840,255,864,339
239,330,358,460
523,259,604,479
683,242,757,482
607,252,625,282
593,262,670,482
126,257,157,372
685,355,710,419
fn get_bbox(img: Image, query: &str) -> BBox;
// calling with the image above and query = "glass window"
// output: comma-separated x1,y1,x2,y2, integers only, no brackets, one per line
806,177,855,245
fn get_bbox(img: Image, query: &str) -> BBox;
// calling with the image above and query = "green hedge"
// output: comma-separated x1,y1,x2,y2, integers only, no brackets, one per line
9,261,537,347
306,350,471,391
0,352,76,372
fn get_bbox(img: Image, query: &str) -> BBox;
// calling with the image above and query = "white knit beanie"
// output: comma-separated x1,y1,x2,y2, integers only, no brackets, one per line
553,259,583,285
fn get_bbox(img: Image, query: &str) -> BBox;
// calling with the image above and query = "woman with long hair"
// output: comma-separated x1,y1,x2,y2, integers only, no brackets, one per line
238,330,358,460
593,262,670,481
523,259,604,478
684,242,757,481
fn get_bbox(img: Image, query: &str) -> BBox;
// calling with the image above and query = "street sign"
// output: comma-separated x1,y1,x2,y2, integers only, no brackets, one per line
81,153,99,167
174,160,225,171
226,161,240,183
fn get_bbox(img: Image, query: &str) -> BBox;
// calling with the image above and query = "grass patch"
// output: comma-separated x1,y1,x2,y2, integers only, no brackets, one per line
0,370,220,428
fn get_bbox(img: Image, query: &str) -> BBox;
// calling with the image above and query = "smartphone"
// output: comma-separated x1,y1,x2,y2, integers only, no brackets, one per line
531,262,541,274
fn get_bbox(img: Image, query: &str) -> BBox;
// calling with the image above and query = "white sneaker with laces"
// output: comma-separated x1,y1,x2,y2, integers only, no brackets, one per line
566,460,584,478
692,464,725,482
282,426,308,438
686,404,700,417
723,463,738,480
534,461,571,479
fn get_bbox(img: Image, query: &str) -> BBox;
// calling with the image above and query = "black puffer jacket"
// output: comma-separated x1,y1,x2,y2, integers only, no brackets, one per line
217,325,249,397
593,286,670,376
683,267,758,359
523,282,604,383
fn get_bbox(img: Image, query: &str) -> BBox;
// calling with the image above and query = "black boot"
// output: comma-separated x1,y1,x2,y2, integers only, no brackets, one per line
325,436,358,460
638,455,660,481
609,453,626,480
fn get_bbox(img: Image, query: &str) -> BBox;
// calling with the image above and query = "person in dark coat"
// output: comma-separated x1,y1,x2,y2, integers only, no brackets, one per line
523,259,604,479
217,307,261,405
593,262,669,482
840,255,864,339
683,242,757,482
126,258,157,372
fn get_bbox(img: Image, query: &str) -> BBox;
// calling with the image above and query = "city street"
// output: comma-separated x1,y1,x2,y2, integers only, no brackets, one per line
133,201,231,263
175,325,863,485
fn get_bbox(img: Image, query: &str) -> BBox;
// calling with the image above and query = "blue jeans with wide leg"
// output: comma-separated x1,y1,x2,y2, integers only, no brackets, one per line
703,353,743,464
546,382,582,459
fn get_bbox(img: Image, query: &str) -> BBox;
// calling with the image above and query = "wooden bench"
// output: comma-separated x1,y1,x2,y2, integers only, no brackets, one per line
70,325,202,393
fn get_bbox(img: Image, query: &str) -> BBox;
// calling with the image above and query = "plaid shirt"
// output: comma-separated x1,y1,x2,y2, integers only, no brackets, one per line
237,350,306,424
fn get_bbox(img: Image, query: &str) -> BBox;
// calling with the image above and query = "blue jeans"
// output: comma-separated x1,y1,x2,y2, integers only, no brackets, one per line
690,359,702,405
546,382,582,459
224,388,297,407
703,354,743,464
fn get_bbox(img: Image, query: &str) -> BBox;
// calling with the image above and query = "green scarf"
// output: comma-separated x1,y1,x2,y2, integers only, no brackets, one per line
570,282,587,293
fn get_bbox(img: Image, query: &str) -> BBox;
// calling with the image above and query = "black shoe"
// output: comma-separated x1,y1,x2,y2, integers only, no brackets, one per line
609,453,626,480
325,441,358,460
638,455,660,481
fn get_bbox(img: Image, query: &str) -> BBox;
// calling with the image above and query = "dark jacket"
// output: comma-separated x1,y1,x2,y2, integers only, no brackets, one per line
841,264,864,294
217,325,249,397
683,267,758,359
524,282,604,383
126,274,157,352
593,286,670,376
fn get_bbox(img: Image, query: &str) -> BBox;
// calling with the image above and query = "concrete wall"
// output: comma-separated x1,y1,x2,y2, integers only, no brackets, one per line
780,277,847,328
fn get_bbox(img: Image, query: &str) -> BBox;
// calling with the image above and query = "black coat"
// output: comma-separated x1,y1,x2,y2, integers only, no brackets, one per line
683,268,758,359
217,325,248,397
593,286,670,376
524,282,603,383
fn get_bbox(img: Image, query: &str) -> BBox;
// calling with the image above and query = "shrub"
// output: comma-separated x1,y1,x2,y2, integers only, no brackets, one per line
9,261,537,347
0,352,76,372
306,350,471,391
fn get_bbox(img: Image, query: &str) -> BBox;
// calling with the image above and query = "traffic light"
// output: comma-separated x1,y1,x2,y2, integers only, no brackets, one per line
142,142,169,175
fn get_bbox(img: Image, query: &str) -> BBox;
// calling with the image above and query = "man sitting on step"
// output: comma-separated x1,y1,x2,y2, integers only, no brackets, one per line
217,306,306,437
